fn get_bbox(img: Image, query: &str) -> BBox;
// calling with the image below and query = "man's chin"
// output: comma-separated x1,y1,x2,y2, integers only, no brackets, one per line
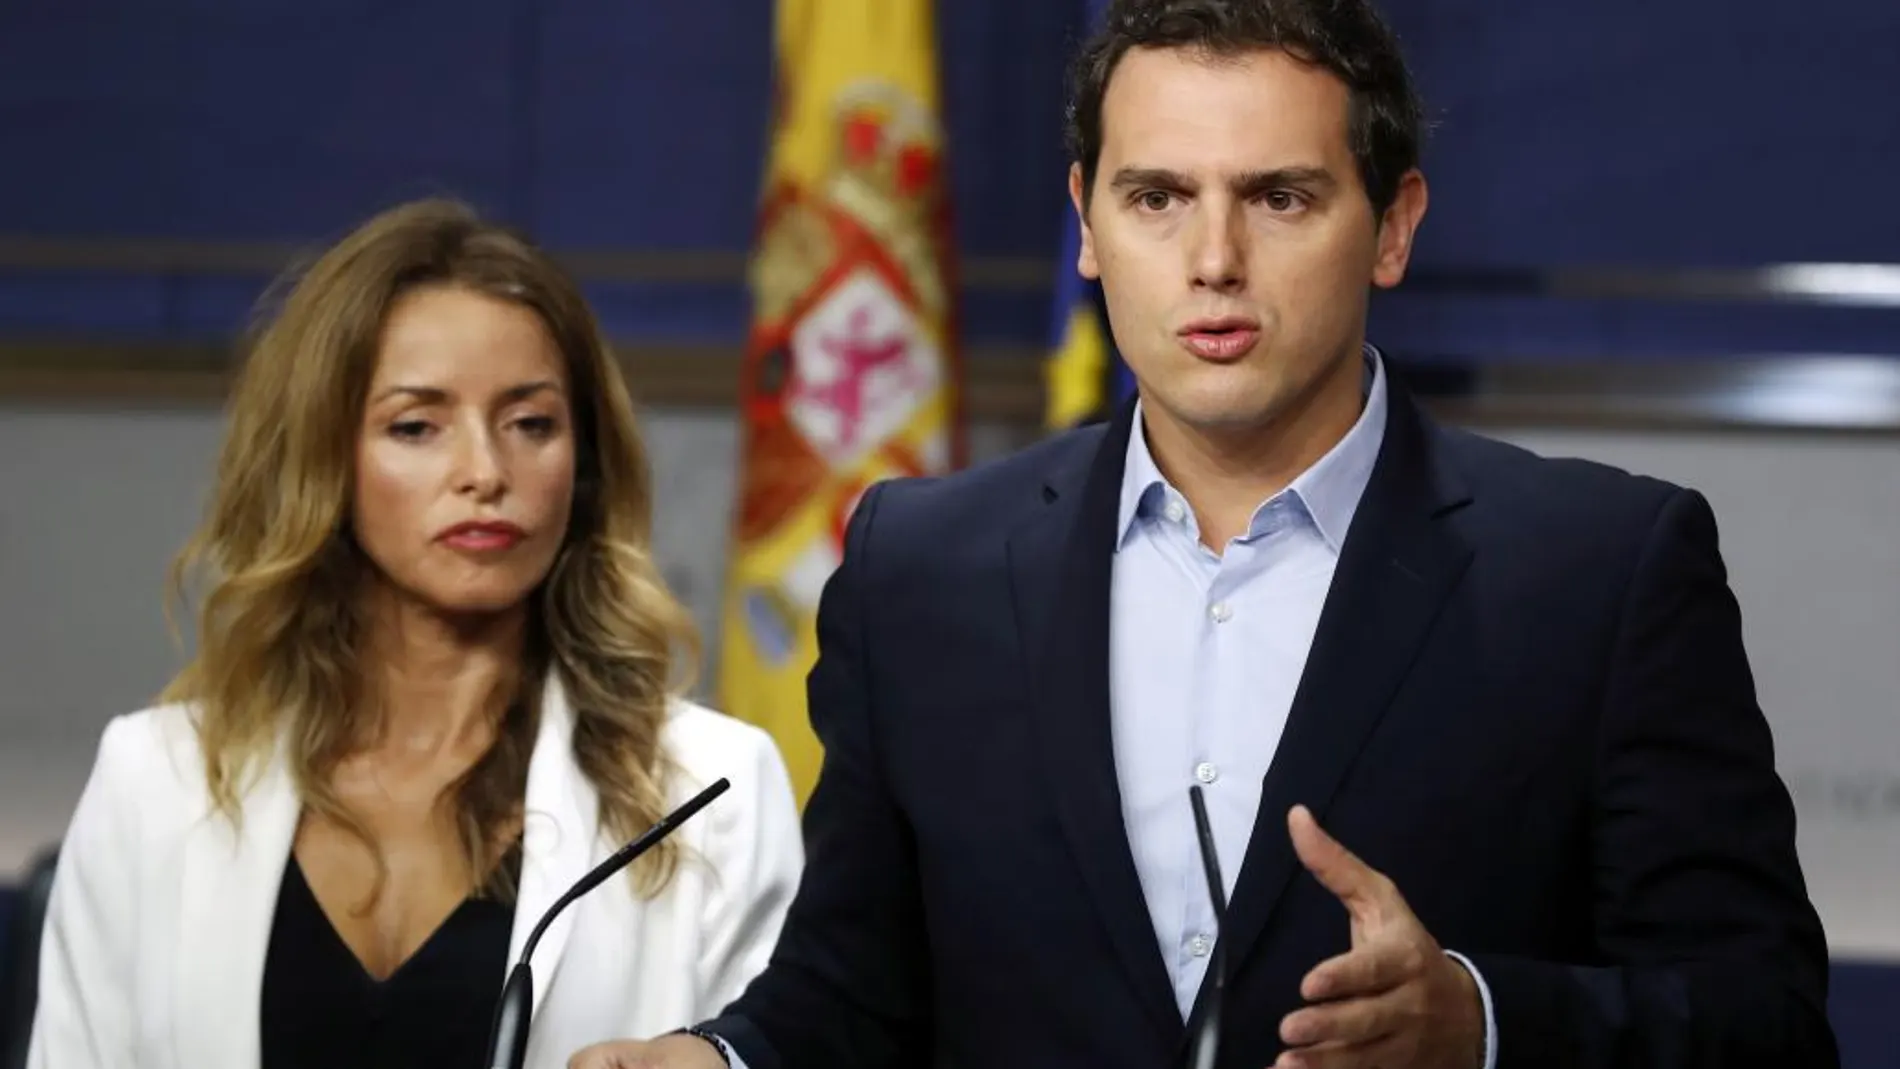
1149,389,1291,435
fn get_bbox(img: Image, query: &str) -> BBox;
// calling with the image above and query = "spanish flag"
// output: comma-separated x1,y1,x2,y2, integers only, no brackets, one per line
719,0,961,806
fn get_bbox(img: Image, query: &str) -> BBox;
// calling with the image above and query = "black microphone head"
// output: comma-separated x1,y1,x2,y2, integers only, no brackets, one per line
1186,785,1228,1069
1187,785,1226,919
484,962,533,1069
517,776,733,968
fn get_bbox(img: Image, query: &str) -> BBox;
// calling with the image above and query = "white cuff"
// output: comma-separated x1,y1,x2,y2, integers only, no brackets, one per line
1442,949,1497,1069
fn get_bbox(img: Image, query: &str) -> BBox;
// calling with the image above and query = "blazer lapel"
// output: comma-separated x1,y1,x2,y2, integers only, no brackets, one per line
173,740,300,1069
1213,385,1475,979
508,673,601,1020
1008,399,1183,1040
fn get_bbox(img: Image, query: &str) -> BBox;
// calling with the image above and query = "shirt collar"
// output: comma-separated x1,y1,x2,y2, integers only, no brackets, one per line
1116,344,1389,553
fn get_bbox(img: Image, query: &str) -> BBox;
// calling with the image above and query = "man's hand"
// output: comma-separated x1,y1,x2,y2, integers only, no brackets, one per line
1274,805,1485,1069
568,1033,728,1069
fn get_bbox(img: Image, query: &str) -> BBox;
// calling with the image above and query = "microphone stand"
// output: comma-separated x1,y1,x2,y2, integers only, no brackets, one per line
484,777,731,1069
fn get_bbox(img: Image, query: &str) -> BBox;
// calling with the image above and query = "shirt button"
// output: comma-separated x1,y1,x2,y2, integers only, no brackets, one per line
1164,500,1186,524
1195,762,1218,784
1188,933,1213,957
1209,601,1233,623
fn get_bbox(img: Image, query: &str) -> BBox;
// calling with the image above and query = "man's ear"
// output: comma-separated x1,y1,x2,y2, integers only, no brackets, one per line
1372,168,1429,290
1069,162,1101,281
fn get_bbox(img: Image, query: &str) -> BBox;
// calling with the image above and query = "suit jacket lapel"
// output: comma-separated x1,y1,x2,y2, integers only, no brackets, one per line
509,673,601,1021
1213,384,1475,980
173,737,299,1069
1009,399,1184,1040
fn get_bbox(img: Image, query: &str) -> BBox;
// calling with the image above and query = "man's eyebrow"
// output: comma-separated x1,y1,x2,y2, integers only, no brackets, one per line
1107,165,1340,196
1231,166,1339,195
1109,166,1194,192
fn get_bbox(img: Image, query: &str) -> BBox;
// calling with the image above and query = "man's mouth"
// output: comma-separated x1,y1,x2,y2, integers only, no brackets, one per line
1178,317,1261,361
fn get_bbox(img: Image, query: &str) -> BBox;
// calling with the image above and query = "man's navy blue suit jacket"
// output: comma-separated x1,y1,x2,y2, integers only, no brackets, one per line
704,380,1836,1069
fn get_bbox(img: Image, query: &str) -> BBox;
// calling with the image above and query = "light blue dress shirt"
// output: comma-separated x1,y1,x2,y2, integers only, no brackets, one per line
1109,347,1386,1017
715,348,1492,1069
1109,348,1494,1067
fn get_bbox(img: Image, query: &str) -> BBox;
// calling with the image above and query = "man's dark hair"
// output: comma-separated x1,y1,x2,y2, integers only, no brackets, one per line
1066,0,1424,215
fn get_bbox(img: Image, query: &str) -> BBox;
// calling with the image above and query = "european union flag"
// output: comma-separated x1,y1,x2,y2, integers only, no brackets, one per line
1043,0,1134,430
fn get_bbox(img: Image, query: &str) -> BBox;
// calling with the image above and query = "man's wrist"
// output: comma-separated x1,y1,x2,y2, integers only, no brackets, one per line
1442,949,1497,1069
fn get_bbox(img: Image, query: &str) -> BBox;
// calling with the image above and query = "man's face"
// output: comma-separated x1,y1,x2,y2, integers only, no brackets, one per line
1071,46,1426,438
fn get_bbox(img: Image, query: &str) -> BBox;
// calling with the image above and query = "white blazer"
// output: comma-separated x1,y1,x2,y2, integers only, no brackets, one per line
26,678,804,1069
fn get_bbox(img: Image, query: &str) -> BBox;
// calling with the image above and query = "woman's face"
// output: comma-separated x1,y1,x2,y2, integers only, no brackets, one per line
352,284,577,619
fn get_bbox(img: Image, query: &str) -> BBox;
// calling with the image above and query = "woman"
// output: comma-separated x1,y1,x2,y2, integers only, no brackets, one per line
26,199,803,1069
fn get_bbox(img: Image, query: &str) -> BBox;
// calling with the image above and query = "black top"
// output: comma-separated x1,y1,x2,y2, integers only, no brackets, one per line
260,849,519,1069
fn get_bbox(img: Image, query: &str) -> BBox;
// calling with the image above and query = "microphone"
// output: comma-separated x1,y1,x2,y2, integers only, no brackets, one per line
484,776,732,1069
1186,784,1229,1069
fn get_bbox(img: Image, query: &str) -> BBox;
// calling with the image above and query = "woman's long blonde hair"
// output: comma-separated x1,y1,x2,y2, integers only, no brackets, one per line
161,198,699,901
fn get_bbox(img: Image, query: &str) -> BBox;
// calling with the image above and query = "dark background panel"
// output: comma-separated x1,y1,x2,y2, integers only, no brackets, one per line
1,0,1897,356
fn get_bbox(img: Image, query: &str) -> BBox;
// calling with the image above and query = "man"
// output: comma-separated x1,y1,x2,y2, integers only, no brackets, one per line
574,1,1836,1066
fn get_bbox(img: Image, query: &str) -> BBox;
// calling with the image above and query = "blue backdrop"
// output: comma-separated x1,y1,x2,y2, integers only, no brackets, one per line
1,0,1898,360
